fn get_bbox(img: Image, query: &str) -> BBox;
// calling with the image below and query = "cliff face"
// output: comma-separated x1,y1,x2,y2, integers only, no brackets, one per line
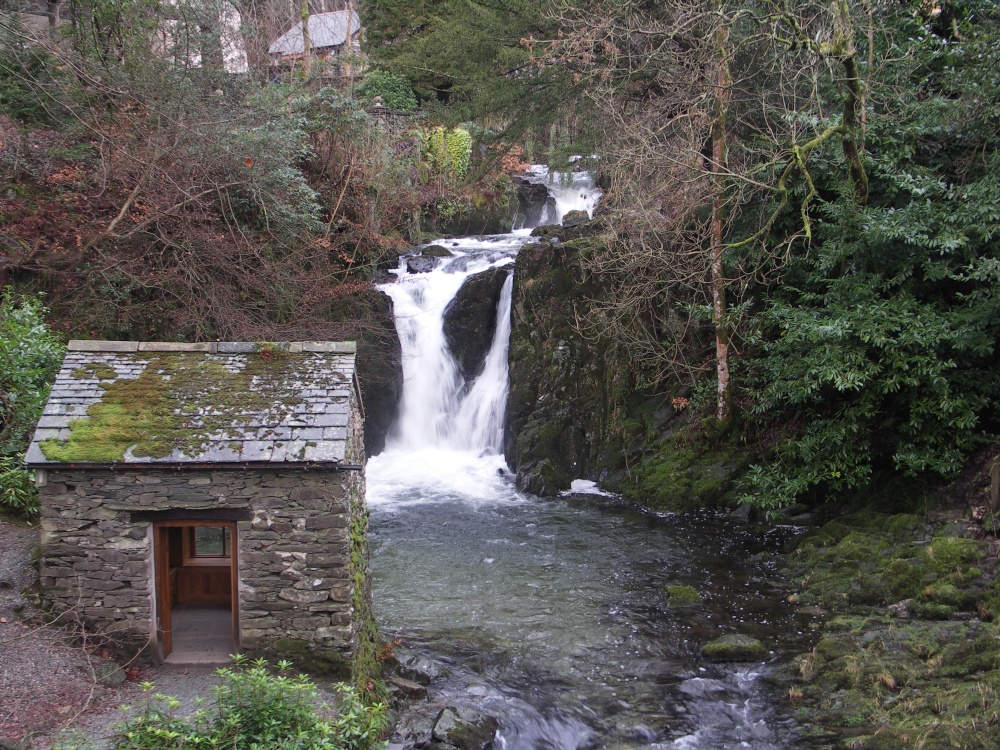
504,231,629,495
503,226,747,507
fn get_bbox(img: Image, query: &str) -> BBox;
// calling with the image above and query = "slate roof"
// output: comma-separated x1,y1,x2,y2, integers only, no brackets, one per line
268,10,361,56
25,341,360,468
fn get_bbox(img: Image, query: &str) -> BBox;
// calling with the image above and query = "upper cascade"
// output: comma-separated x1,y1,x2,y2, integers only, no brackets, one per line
518,164,602,229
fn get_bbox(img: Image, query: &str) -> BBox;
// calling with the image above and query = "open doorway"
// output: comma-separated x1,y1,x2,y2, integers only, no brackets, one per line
154,521,239,664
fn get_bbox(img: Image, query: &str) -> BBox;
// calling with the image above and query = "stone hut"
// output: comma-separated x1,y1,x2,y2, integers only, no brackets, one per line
24,340,367,666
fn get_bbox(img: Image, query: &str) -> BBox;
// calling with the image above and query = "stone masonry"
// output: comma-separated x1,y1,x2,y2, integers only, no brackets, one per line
28,340,368,661
38,467,363,657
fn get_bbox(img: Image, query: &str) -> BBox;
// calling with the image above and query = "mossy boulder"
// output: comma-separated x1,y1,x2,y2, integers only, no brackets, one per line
702,634,769,662
504,237,630,495
432,705,499,750
442,267,510,381
422,244,454,258
665,585,702,605
784,506,1000,749
561,209,590,227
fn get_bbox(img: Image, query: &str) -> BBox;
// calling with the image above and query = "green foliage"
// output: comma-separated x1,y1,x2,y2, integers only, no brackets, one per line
420,126,472,181
741,0,1000,509
0,291,63,518
0,22,64,125
355,69,417,111
360,0,588,144
57,658,388,750
0,456,37,518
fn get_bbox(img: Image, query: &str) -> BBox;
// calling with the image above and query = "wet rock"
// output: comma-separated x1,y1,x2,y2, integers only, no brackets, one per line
730,503,753,522
665,585,703,605
432,705,499,750
407,256,438,274
561,209,590,227
388,675,428,700
701,634,769,662
395,649,451,685
355,291,403,458
515,178,554,228
442,267,510,381
392,710,436,749
423,245,454,258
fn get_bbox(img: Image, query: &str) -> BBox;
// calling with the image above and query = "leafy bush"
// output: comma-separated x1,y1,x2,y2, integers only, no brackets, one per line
421,126,473,180
355,69,417,112
0,456,37,518
57,658,387,750
0,291,63,518
0,291,64,456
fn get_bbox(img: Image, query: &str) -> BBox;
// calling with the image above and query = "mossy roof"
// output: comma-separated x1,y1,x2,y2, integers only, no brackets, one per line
25,341,359,467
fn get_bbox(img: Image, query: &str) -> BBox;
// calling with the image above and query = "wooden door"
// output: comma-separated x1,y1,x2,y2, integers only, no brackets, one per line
154,525,173,658
152,521,239,659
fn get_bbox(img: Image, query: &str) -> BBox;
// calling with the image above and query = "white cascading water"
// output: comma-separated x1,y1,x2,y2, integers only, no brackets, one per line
369,235,527,507
520,164,603,228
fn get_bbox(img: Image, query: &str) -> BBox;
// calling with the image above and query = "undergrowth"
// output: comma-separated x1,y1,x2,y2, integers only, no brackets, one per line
53,656,387,750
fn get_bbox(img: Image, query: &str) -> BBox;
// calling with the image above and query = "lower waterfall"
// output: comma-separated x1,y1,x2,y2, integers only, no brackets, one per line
367,207,810,748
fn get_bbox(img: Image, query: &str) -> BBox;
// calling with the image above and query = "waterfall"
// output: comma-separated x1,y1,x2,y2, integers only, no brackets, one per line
451,274,514,453
522,165,602,227
378,240,521,455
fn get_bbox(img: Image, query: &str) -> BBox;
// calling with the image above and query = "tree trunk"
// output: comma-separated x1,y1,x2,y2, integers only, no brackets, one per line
710,22,732,423
344,0,354,80
301,0,311,78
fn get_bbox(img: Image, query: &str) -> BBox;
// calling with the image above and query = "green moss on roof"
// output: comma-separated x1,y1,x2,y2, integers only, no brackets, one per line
72,363,117,380
41,353,307,462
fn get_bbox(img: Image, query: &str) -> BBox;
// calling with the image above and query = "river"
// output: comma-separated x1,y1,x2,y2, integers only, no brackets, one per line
367,173,817,749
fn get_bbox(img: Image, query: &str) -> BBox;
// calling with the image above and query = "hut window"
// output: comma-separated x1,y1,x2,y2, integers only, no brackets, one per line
192,526,231,557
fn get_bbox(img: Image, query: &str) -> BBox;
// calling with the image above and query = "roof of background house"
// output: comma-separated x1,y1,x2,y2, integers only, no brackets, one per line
25,341,360,469
268,10,361,56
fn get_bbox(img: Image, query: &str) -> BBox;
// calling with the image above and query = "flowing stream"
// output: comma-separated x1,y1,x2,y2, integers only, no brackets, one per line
368,176,816,749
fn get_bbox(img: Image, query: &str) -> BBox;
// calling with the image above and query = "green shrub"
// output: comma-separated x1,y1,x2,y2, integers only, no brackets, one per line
57,658,388,750
421,126,473,181
355,69,417,112
0,456,37,518
0,291,63,518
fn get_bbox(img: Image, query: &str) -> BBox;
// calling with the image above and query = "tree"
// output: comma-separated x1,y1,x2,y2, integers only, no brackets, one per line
359,0,587,141
547,0,876,426
742,0,1000,508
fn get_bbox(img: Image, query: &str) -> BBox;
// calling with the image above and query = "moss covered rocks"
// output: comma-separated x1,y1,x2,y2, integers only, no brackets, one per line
785,508,1000,748
702,634,769,662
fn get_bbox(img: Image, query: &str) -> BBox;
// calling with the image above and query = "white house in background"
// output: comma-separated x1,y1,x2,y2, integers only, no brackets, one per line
156,0,249,75
269,9,361,71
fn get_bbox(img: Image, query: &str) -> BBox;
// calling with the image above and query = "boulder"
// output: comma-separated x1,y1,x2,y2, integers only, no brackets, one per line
515,178,556,229
353,290,403,458
701,634,769,662
432,706,499,750
94,661,126,686
561,210,590,227
395,649,451,685
443,267,510,381
387,675,427,700
407,256,438,274
422,245,454,258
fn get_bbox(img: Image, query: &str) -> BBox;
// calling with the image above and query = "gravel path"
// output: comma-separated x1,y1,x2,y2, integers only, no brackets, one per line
0,518,123,747
0,518,161,749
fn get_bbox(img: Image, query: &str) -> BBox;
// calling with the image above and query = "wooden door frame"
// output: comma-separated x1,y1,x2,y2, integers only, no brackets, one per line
152,520,240,660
